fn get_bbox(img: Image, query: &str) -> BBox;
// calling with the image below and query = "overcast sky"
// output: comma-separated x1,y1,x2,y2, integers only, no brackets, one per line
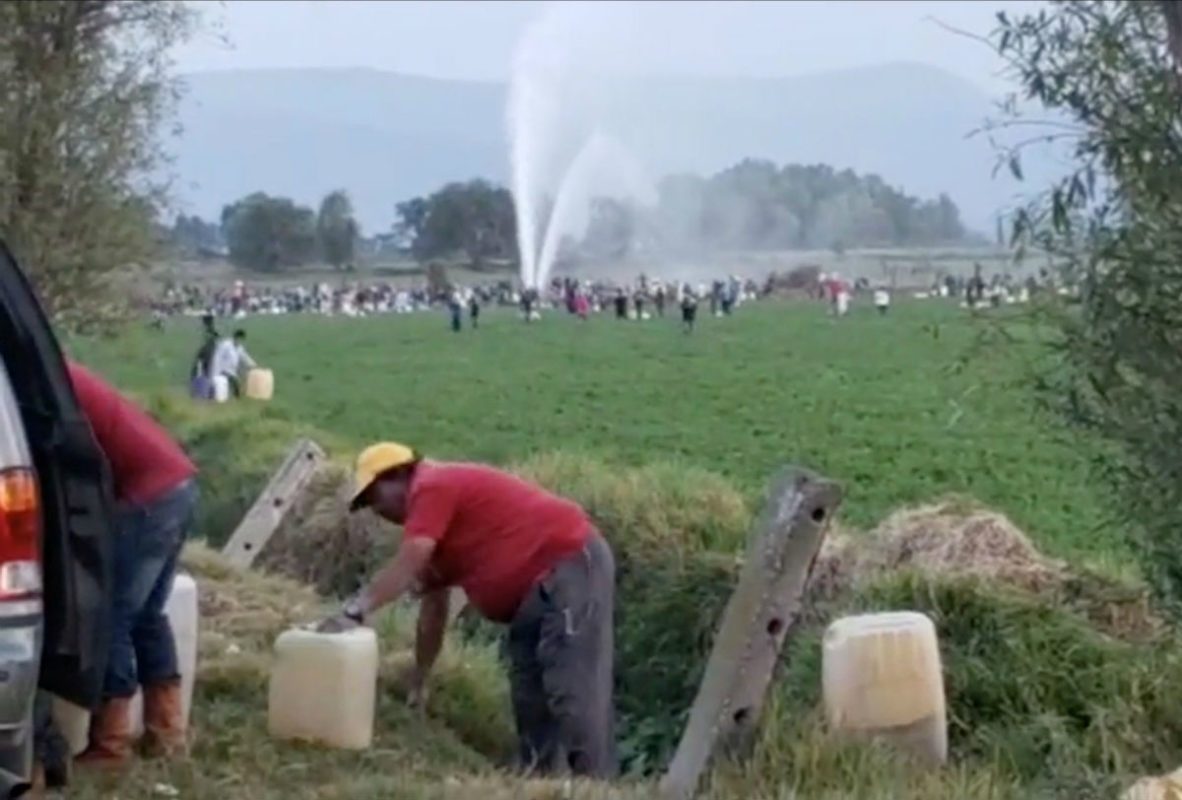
178,0,1045,93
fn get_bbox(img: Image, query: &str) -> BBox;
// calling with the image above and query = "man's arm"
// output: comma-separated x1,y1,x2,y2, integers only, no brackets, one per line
239,346,257,370
351,536,437,619
414,588,450,678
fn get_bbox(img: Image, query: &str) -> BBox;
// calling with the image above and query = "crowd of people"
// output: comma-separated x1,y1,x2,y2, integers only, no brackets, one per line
152,279,514,320
148,264,1055,343
148,273,768,331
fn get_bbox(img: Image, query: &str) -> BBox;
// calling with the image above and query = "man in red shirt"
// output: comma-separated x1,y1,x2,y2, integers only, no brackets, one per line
319,442,617,778
66,361,198,767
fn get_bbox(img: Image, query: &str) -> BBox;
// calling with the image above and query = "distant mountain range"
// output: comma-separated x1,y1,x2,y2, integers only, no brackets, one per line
170,62,1067,237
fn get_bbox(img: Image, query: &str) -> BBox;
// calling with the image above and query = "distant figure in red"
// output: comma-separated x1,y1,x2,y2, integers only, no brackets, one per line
823,276,851,316
575,292,590,320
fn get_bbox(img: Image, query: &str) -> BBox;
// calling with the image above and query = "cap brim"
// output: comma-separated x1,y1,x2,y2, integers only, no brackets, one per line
348,481,374,512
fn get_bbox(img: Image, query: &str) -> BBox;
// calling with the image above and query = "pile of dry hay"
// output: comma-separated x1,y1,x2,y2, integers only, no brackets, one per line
254,465,398,598
811,500,1163,641
817,500,1066,593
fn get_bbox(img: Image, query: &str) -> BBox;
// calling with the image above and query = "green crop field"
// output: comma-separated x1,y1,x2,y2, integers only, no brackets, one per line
70,297,1182,800
71,297,1121,565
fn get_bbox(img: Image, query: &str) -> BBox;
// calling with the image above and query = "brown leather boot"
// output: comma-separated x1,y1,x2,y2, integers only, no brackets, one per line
75,696,134,769
140,678,187,758
24,762,45,799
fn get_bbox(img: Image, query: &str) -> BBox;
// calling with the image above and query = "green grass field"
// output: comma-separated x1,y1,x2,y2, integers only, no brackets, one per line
66,296,1182,800
71,297,1120,565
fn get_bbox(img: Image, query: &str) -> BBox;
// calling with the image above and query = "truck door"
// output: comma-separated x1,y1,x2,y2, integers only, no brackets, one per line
0,239,115,710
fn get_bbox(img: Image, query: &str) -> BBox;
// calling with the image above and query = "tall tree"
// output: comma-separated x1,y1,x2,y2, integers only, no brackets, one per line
222,192,317,272
401,180,516,268
316,189,358,270
994,2,1182,609
0,0,198,326
393,197,429,250
171,214,223,257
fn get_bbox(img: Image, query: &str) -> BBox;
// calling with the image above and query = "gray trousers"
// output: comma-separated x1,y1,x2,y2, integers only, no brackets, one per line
506,532,618,778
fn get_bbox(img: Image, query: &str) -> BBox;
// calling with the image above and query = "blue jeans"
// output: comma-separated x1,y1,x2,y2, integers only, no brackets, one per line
103,479,199,699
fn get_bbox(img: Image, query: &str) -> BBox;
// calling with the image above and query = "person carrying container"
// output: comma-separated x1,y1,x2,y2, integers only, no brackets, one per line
209,328,256,398
67,360,199,767
318,443,618,778
188,313,219,399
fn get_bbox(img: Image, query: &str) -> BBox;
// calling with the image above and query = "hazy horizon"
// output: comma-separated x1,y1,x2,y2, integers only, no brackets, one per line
167,1,1064,238
177,1,1046,95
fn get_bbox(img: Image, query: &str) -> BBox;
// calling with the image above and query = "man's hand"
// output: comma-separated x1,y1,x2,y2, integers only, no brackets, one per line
315,612,360,634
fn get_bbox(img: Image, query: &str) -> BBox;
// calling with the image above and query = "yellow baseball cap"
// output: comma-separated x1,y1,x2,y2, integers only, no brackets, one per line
348,441,420,511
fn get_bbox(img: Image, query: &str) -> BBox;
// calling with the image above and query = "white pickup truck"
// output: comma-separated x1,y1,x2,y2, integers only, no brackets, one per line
0,238,116,795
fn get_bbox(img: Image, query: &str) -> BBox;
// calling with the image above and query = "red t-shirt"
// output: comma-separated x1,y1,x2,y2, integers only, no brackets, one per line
404,461,591,622
66,361,197,506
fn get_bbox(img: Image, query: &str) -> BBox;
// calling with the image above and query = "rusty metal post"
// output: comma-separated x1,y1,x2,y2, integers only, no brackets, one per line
659,466,842,800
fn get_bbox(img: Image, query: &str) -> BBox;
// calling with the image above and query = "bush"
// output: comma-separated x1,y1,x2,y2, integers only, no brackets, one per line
994,2,1182,614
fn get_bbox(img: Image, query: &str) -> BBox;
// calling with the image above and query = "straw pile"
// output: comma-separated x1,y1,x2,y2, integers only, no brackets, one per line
810,500,1161,641
810,500,1064,597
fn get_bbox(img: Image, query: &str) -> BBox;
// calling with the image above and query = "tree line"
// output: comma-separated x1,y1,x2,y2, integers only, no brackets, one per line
392,160,970,268
174,160,971,273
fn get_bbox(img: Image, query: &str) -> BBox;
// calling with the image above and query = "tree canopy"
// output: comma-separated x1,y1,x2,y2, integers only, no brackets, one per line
222,192,317,272
391,159,970,267
316,189,359,270
651,160,966,255
171,214,224,258
396,179,516,268
993,1,1182,609
0,0,197,325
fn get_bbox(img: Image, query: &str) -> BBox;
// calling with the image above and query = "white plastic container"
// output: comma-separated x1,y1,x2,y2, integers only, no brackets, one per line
131,572,199,737
1122,767,1182,800
211,374,230,403
268,627,379,750
53,573,199,750
51,697,89,757
245,368,274,401
822,611,947,764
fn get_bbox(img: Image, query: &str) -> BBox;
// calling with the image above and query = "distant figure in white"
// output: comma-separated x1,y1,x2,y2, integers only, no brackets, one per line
210,328,257,398
825,274,851,317
874,287,891,315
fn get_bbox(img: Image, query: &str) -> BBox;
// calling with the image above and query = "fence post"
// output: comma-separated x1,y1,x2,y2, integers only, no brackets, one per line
659,466,842,800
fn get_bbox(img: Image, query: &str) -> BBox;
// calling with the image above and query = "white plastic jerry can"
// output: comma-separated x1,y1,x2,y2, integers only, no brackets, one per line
821,610,947,765
131,572,199,737
52,573,199,753
244,368,274,401
211,374,230,403
50,697,89,757
268,627,379,750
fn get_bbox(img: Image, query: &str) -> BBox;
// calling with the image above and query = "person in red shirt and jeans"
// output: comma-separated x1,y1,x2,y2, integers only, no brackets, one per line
319,442,618,778
66,361,198,767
